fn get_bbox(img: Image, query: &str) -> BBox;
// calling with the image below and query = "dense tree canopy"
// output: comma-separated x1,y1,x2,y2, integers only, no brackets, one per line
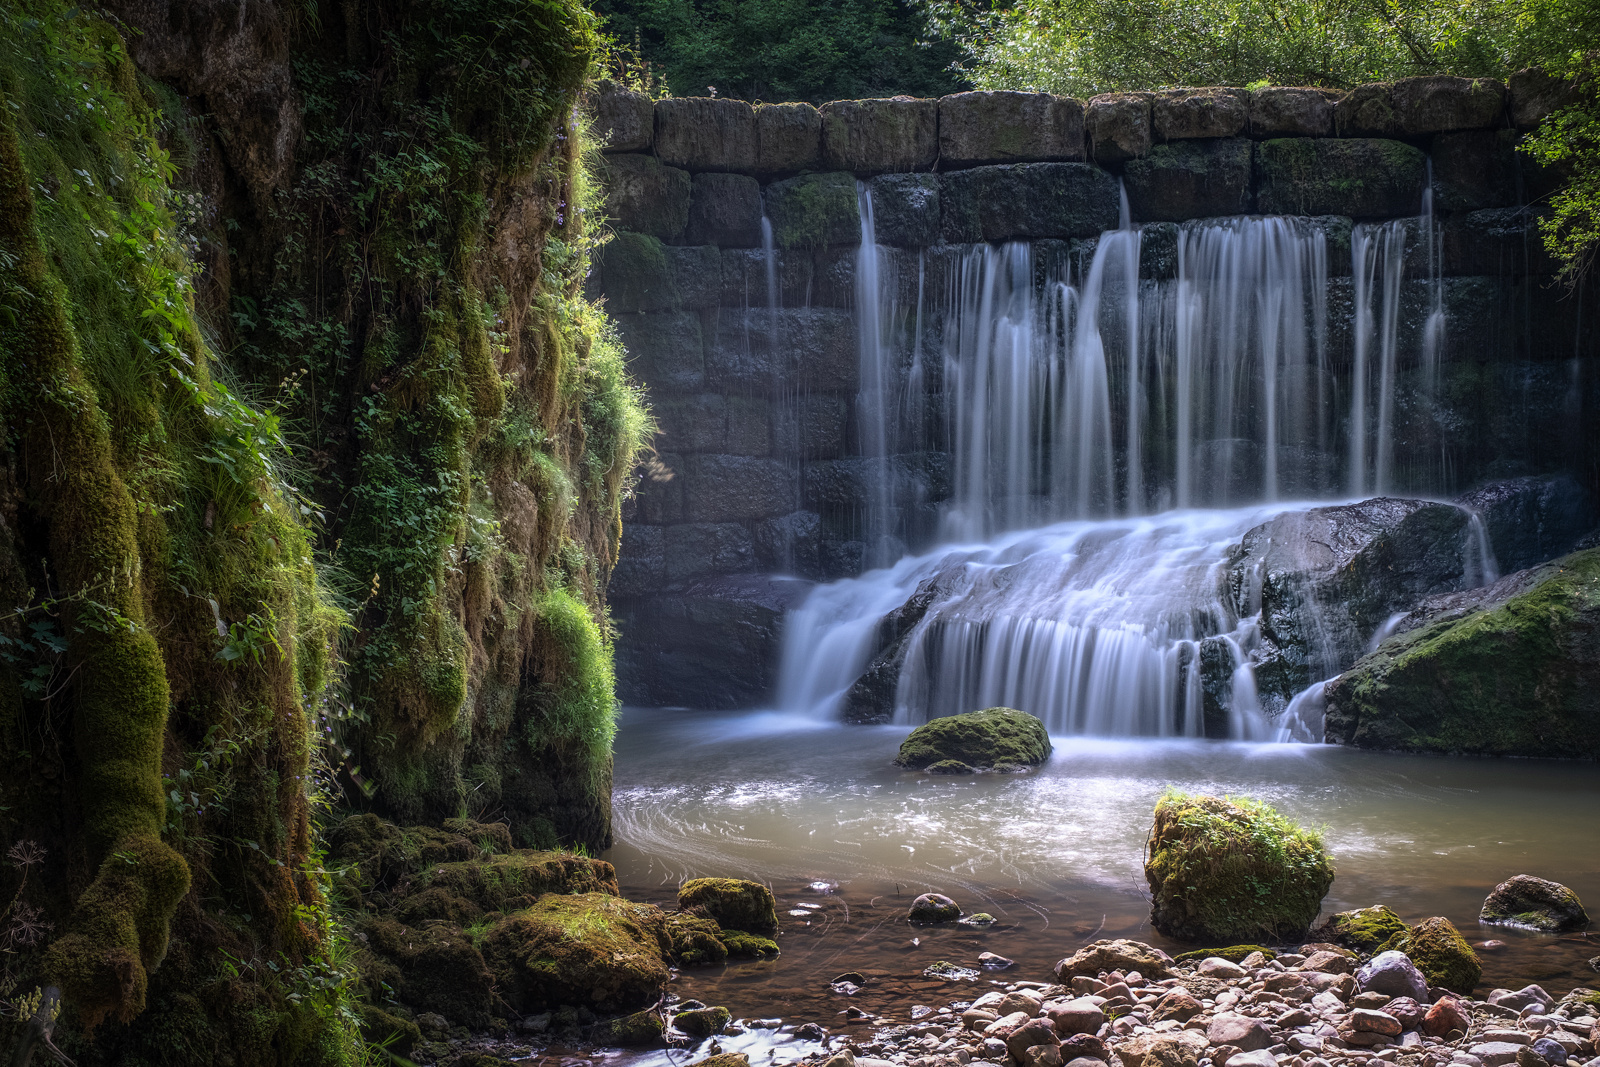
594,0,967,102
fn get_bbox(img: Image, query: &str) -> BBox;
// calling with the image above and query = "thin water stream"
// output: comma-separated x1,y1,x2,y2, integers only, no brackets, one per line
608,708,1600,1026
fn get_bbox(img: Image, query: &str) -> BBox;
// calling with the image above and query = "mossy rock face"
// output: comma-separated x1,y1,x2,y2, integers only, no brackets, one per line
409,850,620,912
1174,944,1278,964
666,912,729,967
928,759,974,775
721,931,780,959
483,892,671,1013
358,916,497,1027
894,707,1052,770
356,1003,422,1058
679,877,779,936
1325,549,1600,759
1311,905,1409,952
1145,792,1334,943
1382,916,1481,994
1480,875,1591,932
328,813,514,897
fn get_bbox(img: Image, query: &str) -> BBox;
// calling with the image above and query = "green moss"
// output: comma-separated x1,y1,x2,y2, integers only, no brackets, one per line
927,759,975,775
1145,791,1334,944
674,1005,731,1037
720,931,780,959
356,1003,422,1058
678,877,780,936
765,172,860,249
594,1008,666,1046
1382,916,1481,994
1326,549,1600,758
482,892,671,1013
596,232,676,311
1311,905,1409,952
665,912,729,966
895,707,1052,770
1173,945,1278,964
412,850,621,911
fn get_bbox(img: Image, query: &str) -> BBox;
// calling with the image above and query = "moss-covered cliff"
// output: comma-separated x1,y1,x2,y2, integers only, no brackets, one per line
0,0,646,1060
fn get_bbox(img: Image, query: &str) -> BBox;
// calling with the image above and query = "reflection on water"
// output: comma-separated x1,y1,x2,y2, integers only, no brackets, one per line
607,707,1600,1022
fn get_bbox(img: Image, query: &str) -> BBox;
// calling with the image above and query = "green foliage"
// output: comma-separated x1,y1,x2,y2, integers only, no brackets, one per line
594,0,966,102
1145,790,1334,944
526,588,619,763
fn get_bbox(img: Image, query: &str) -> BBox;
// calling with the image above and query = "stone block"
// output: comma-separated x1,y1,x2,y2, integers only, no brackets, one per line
686,172,763,247
663,522,756,581
654,97,757,171
1139,222,1179,280
666,245,722,310
1249,87,1337,137
596,232,676,313
630,452,685,524
939,90,1085,166
653,394,726,453
723,395,772,455
608,523,664,598
1086,93,1152,161
720,246,815,308
810,246,857,307
941,162,1120,242
756,102,822,174
752,510,823,576
1392,76,1505,134
1153,88,1248,140
681,455,798,522
1335,83,1399,137
868,173,941,247
765,171,860,249
774,394,850,459
1431,129,1520,212
601,154,690,239
820,97,938,174
1440,208,1559,275
1255,138,1425,218
1124,139,1253,222
614,311,704,393
587,79,652,153
707,307,857,393
1507,68,1582,129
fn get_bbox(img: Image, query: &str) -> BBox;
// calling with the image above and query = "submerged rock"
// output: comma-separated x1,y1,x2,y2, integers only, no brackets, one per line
894,707,1052,770
679,877,780,935
1145,792,1333,943
1481,875,1591,932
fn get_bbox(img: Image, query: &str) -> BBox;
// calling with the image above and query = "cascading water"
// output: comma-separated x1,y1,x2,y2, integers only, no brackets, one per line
780,193,1495,739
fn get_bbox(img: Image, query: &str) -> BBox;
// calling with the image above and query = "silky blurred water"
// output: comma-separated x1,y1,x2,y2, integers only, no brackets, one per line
605,707,1600,1026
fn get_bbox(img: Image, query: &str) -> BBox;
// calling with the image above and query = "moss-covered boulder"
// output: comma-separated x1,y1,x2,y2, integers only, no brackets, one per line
665,912,729,966
678,877,779,936
1382,917,1481,994
356,1003,422,1058
357,916,498,1027
721,931,780,959
1311,905,1409,952
1173,944,1278,964
482,893,672,1013
328,813,515,899
594,1008,667,1047
909,892,962,923
1325,549,1600,759
407,850,621,912
1481,875,1591,932
895,707,1052,770
1145,792,1334,943
675,1005,732,1037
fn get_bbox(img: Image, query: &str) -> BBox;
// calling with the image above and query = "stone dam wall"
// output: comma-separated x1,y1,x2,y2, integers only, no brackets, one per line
587,78,1600,710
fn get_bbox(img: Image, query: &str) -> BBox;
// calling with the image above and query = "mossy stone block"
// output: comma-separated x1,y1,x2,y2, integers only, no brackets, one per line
679,877,779,935
820,97,938,174
665,912,729,966
1255,138,1425,219
602,154,691,238
596,232,677,314
686,172,763,248
1391,75,1506,135
1145,792,1333,944
655,97,757,171
1123,138,1253,222
941,163,1119,242
764,172,860,250
894,707,1052,769
411,850,620,913
939,90,1085,167
867,173,940,248
756,102,823,175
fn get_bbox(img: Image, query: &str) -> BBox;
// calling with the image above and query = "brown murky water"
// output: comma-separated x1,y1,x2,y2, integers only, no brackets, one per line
605,706,1600,1034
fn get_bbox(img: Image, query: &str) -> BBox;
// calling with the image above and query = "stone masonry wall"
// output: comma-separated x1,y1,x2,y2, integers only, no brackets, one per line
589,77,1597,709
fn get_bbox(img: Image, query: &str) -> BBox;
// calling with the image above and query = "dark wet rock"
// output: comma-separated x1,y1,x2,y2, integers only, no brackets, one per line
842,567,965,724
1255,138,1425,218
1432,130,1521,212
655,97,757,171
1086,93,1153,161
679,877,780,935
1481,875,1591,932
794,1023,828,1041
1356,950,1430,1002
1391,76,1506,134
1336,83,1400,137
979,951,1014,970
708,307,856,393
595,1008,667,1046
612,312,703,395
821,98,939,174
927,759,974,775
923,960,981,980
1324,548,1600,759
686,173,763,248
589,80,654,153
940,91,1085,166
1456,475,1597,575
1249,87,1337,137
1153,88,1248,140
1440,208,1561,276
1314,905,1409,952
665,244,723,310
756,102,822,174
674,1006,731,1037
602,154,691,238
594,232,677,313
941,163,1120,242
908,892,962,923
1056,940,1176,982
1124,138,1253,221
867,173,940,247
894,707,1052,770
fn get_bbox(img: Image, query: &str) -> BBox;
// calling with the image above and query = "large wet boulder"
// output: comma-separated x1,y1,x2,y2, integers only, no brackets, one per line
1255,138,1425,218
894,707,1052,770
1324,548,1600,759
941,162,1120,242
1456,475,1597,575
1055,939,1177,981
483,892,672,1013
1481,875,1591,932
1382,917,1481,994
1124,139,1253,221
678,877,780,935
1145,792,1333,943
1311,904,1409,952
